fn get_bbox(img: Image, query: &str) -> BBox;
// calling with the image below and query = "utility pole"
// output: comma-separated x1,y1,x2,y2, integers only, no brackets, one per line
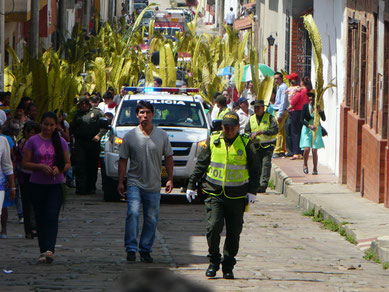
83,0,91,33
30,0,39,59
108,0,113,22
57,0,67,50
129,0,134,16
0,0,4,90
217,0,224,36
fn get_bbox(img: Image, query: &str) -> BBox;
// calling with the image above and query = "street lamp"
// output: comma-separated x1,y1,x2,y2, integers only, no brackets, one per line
267,34,275,46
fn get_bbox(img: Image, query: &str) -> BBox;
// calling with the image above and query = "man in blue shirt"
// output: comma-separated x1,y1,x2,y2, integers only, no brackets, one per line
272,72,289,158
225,7,235,27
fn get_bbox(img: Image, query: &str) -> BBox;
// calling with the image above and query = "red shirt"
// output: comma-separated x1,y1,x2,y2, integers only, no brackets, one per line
290,87,309,111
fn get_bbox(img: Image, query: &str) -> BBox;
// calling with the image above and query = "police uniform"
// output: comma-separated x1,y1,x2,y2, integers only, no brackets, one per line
70,97,107,195
215,106,229,120
245,100,278,193
187,111,260,277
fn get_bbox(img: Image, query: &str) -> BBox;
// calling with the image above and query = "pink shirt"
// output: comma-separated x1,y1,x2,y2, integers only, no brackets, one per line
25,134,68,184
290,87,309,111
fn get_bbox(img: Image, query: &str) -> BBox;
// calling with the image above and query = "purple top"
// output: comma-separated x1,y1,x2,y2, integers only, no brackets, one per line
24,134,69,184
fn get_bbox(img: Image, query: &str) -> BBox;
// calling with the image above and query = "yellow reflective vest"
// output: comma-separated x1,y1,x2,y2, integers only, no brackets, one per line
216,107,229,120
249,113,277,147
205,133,250,198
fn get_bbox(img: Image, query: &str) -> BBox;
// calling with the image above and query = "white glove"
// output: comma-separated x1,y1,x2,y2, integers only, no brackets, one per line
186,189,197,203
247,193,257,204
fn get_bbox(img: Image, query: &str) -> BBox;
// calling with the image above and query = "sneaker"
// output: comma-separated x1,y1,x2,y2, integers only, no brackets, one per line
272,153,284,158
0,234,8,239
127,251,136,261
19,217,24,224
38,253,47,264
140,252,153,263
45,251,55,264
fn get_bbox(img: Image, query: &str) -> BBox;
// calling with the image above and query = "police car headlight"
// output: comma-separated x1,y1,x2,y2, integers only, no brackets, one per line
196,139,207,155
113,136,123,153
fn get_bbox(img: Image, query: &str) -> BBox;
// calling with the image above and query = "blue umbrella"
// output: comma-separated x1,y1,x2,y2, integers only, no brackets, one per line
217,66,234,76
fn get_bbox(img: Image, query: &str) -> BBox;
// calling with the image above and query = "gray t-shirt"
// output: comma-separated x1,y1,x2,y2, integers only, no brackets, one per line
119,126,173,192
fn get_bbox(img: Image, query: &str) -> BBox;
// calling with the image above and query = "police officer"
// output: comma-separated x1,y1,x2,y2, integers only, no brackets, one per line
211,95,230,132
70,96,107,195
245,100,278,193
214,95,230,120
186,111,260,279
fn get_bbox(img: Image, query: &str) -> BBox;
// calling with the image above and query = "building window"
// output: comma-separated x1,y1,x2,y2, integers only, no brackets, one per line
351,23,360,114
346,22,353,107
359,25,367,119
296,23,312,78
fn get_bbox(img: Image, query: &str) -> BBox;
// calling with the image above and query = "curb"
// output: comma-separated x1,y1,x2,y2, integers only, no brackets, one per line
270,165,389,263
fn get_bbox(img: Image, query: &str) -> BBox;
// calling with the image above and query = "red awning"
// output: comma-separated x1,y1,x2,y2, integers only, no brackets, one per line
234,16,252,30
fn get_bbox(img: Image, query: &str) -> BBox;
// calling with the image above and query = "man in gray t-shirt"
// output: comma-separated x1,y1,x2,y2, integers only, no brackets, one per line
118,100,173,263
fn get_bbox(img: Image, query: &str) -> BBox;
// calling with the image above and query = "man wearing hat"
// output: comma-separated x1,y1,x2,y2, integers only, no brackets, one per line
213,94,230,120
185,111,260,279
245,100,278,193
70,96,107,195
236,97,254,134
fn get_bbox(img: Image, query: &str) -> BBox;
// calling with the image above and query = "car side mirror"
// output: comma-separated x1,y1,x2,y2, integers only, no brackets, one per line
212,120,222,132
98,117,111,129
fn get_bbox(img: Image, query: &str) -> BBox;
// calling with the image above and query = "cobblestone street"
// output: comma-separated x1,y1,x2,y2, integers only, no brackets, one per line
1,188,389,291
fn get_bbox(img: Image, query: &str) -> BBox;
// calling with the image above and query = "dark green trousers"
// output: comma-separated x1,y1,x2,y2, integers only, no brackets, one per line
204,195,246,271
256,145,275,193
73,140,100,194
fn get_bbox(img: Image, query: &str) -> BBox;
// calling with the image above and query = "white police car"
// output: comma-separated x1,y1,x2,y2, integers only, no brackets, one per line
103,87,210,201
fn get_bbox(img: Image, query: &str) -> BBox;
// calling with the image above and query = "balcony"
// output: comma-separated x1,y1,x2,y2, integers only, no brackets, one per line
5,0,48,22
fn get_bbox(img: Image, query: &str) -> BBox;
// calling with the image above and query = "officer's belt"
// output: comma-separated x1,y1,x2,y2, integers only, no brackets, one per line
205,176,249,187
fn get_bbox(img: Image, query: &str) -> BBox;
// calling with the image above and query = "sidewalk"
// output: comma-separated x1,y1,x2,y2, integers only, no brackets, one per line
271,156,389,263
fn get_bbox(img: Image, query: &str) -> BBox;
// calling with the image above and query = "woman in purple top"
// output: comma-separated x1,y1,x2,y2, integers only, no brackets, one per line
22,112,71,264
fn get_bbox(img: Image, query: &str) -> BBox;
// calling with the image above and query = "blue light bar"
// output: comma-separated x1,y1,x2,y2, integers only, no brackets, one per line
124,87,199,94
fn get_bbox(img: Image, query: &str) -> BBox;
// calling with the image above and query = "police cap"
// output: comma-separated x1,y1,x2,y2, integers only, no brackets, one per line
77,96,90,105
222,111,239,126
250,99,265,107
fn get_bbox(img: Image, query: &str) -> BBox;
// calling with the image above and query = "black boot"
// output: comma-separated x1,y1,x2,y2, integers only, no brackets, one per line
222,269,234,279
205,264,219,277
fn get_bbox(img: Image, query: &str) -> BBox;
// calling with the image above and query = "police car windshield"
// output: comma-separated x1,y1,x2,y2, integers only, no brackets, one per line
117,99,208,128
154,27,182,36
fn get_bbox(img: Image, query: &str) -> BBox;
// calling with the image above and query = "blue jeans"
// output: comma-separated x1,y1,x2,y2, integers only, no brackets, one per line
124,186,161,253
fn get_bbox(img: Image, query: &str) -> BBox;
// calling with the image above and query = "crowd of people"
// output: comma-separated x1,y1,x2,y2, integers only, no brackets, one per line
210,71,327,176
0,86,127,263
0,71,326,280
